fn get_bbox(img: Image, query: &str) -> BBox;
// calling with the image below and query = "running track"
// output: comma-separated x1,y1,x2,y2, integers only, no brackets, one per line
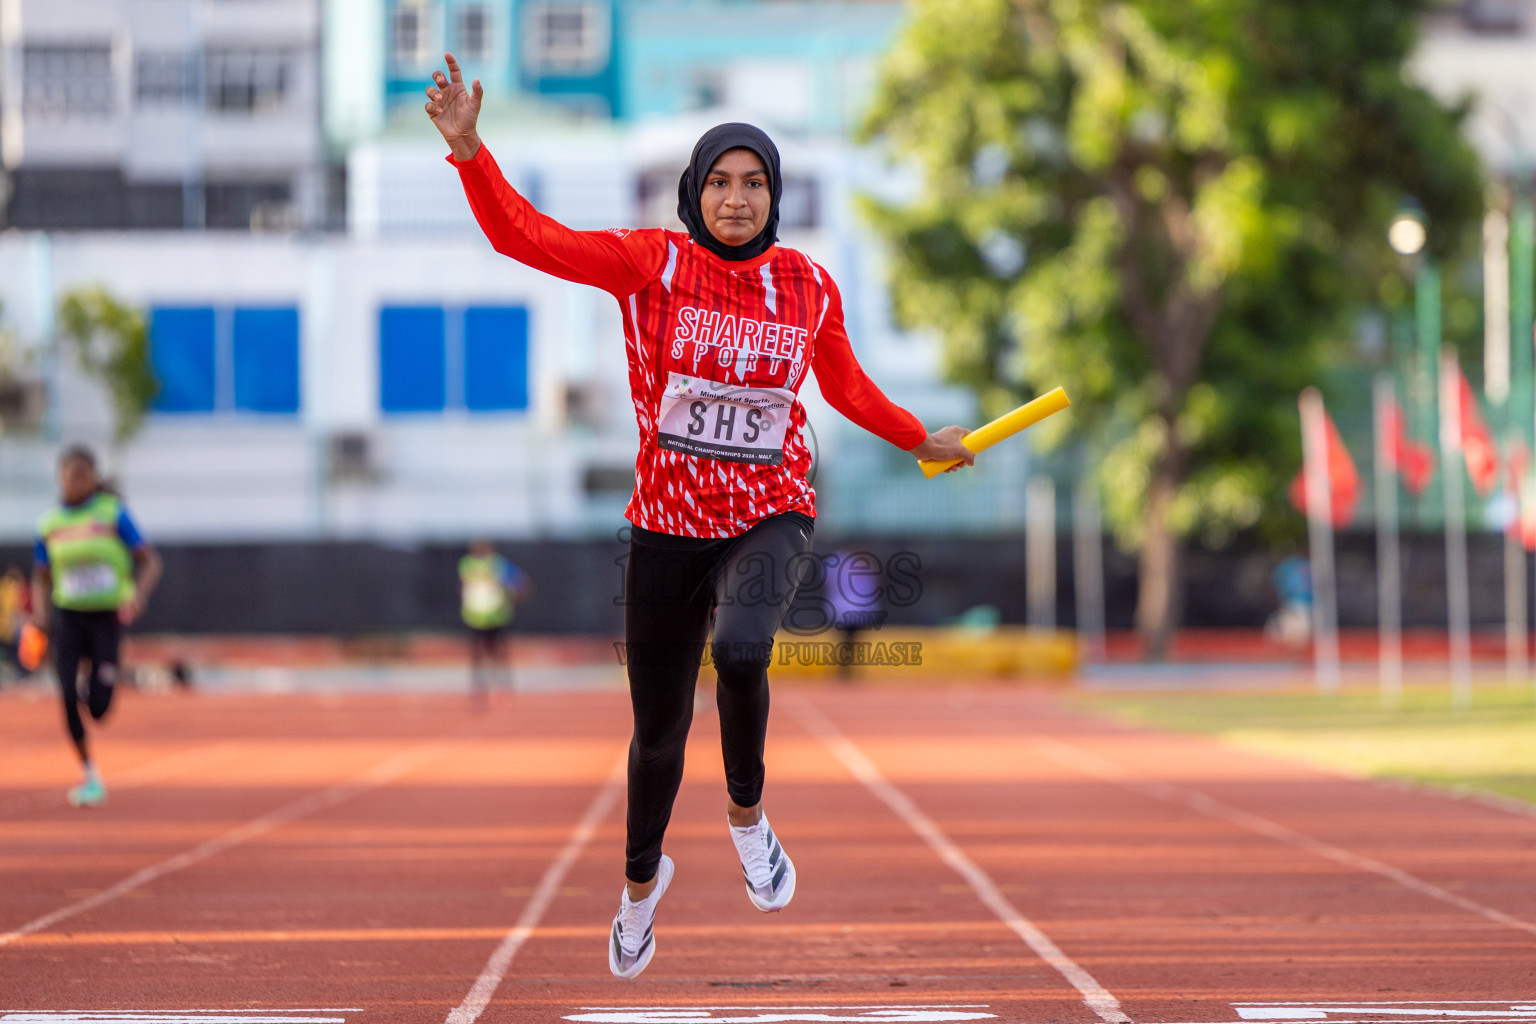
2,683,1534,1024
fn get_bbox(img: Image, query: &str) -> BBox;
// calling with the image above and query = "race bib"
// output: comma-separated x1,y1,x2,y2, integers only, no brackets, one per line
464,579,505,617
59,563,117,602
656,373,794,466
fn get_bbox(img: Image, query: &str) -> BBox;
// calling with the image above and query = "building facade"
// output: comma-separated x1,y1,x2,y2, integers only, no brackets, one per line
323,0,905,150
0,0,328,229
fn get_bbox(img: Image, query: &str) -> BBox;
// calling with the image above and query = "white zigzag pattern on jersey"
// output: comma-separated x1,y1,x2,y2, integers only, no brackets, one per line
622,241,834,538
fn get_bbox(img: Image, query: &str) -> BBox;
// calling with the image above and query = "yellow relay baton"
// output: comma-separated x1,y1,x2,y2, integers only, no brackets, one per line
919,387,1072,479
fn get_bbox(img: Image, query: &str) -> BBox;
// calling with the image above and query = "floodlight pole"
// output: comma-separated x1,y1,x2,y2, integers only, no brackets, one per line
1373,373,1404,706
1072,481,1106,662
1026,476,1057,631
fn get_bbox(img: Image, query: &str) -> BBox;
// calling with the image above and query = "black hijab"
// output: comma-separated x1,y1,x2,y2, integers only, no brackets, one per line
677,123,782,262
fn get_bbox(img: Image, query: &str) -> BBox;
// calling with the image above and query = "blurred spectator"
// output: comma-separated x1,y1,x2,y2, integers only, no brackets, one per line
459,540,530,704
1266,553,1313,650
951,604,1002,634
827,550,884,681
1,566,28,678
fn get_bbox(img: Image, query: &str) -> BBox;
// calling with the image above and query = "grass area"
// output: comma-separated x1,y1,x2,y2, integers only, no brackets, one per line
1070,682,1536,806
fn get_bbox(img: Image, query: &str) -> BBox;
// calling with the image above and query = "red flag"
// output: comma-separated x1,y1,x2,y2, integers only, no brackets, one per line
1379,393,1435,496
1290,405,1360,528
1507,441,1536,552
1457,368,1498,496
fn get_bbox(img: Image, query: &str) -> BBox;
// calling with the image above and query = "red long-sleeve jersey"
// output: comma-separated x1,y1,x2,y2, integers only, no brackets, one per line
452,145,927,538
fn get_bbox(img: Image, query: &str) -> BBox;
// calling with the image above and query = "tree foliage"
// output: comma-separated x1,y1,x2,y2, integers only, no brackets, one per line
58,287,159,444
862,0,1483,650
0,301,22,381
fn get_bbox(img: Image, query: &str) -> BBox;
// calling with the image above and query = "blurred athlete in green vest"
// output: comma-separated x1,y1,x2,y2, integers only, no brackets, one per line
459,540,528,704
31,446,163,807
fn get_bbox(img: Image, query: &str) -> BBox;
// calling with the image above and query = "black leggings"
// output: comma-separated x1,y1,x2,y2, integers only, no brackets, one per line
53,608,121,762
622,512,814,883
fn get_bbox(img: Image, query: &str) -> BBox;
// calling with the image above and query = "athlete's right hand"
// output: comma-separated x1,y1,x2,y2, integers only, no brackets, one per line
118,596,144,626
910,426,976,472
425,53,483,162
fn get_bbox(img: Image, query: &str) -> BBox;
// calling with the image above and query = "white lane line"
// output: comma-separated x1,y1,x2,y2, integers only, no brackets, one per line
0,1020,340,1023
0,742,451,947
0,1019,351,1024
0,742,248,817
790,698,1130,1024
1236,1014,1536,1021
444,751,628,1024
0,1018,344,1023
564,1011,995,1024
1236,1009,1536,1018
1031,737,1536,940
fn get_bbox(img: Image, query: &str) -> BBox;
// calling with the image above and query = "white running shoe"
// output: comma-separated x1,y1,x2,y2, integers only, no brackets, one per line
67,777,106,808
730,813,796,912
608,854,674,980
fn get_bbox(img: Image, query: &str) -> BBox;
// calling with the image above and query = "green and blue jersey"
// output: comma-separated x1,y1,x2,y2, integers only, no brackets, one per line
34,493,148,612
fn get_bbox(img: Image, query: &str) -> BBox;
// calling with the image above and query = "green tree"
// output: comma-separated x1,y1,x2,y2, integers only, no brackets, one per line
0,301,34,438
0,301,20,382
58,287,159,446
862,0,1482,654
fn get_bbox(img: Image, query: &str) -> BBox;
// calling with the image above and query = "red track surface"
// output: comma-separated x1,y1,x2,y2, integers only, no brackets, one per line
2,682,1534,1024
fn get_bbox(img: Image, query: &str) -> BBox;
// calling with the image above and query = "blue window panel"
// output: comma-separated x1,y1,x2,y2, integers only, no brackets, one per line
379,306,447,413
149,307,216,413
464,306,529,411
233,307,301,414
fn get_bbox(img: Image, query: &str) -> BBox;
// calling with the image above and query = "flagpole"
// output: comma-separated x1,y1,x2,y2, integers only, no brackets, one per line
1417,257,1443,528
1486,201,1527,683
1486,206,1512,406
1300,387,1342,694
1373,374,1404,706
1440,349,1473,710
1511,163,1536,705
1507,482,1528,683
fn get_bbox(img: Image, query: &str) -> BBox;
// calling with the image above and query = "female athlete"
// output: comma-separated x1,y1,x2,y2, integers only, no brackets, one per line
425,54,974,979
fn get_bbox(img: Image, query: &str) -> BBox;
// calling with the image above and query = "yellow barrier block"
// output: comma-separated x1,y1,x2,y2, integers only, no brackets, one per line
766,626,1077,682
